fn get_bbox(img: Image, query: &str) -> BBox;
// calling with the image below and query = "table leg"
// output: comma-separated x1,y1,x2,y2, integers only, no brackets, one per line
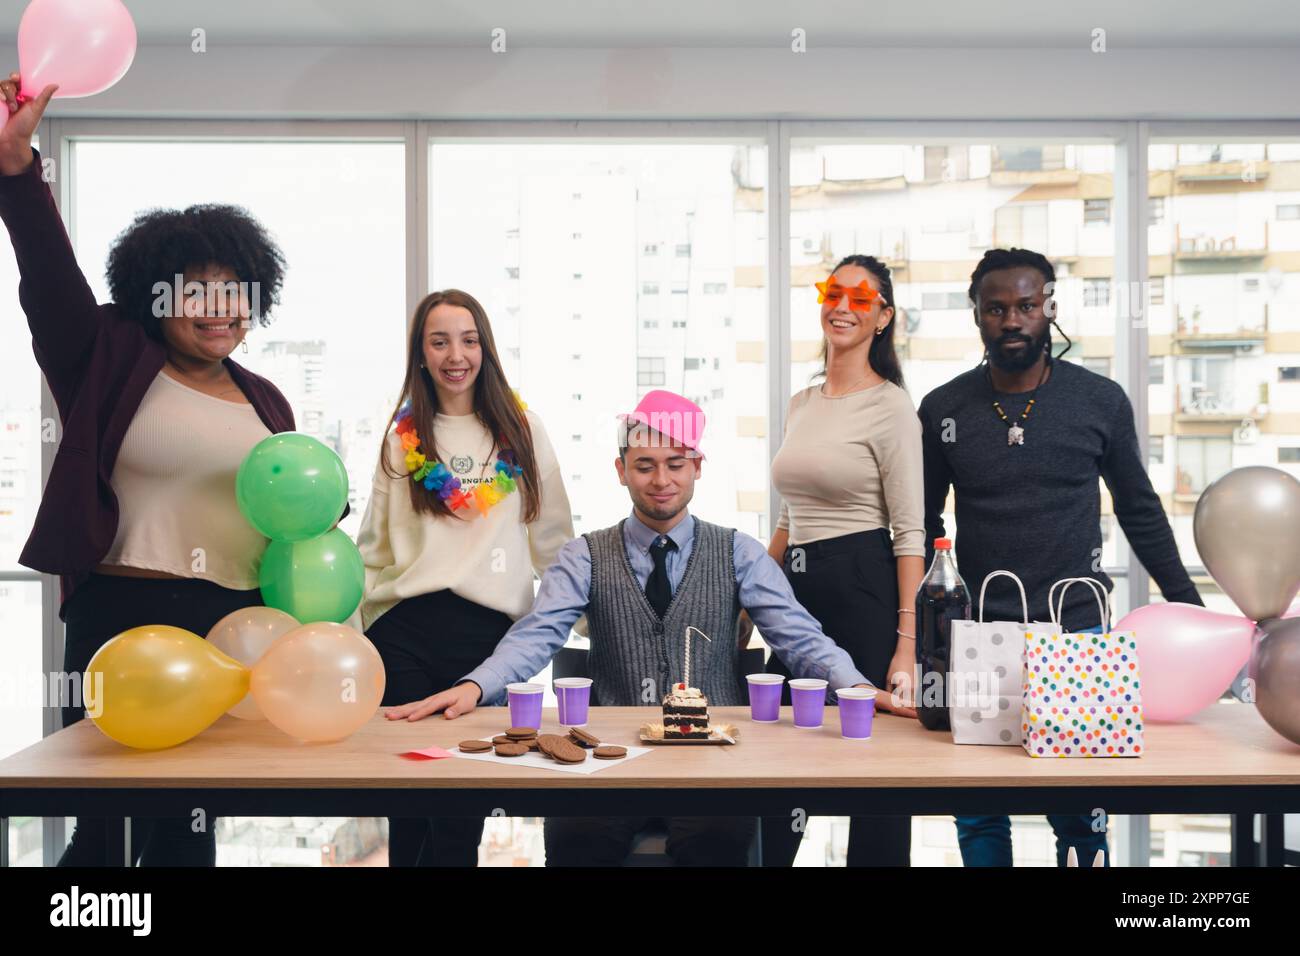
1230,813,1256,867
105,817,131,867
1260,814,1285,867
1,817,9,868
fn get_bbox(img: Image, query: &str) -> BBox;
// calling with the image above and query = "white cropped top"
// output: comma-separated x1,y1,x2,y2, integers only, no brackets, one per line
101,370,273,589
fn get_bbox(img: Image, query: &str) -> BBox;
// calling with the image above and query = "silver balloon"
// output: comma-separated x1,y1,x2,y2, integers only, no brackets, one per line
1193,466,1300,621
1249,617,1300,747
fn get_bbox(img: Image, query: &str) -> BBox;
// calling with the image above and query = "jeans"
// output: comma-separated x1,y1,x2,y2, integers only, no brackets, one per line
955,624,1110,867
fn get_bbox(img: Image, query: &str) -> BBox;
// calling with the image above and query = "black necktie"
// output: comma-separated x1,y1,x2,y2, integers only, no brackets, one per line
645,535,678,618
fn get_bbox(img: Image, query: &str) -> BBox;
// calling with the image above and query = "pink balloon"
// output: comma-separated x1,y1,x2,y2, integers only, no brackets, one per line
1116,602,1254,722
18,0,137,99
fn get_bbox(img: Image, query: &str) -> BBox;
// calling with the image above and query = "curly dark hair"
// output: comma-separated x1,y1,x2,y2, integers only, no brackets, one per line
105,204,286,341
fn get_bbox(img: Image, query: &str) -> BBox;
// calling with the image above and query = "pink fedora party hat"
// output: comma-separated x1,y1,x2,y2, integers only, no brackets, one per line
617,390,706,458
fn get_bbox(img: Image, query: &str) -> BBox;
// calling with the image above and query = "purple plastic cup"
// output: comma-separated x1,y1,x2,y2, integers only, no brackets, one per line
554,677,593,727
506,682,543,730
837,687,877,739
746,673,785,722
789,678,829,729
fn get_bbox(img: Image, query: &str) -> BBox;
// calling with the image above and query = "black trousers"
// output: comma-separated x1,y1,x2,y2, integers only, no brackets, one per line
544,816,757,867
761,529,912,867
365,589,511,867
59,573,264,866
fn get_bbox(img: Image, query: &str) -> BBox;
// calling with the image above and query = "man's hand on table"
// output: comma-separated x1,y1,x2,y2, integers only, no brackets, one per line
384,681,483,722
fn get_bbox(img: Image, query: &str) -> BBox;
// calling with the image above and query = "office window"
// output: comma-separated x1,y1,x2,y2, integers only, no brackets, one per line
430,140,772,530
1277,204,1300,220
1149,196,1166,224
1149,357,1165,385
703,282,727,295
506,266,519,279
1280,447,1300,463
71,140,406,547
787,139,1119,730
1281,366,1300,382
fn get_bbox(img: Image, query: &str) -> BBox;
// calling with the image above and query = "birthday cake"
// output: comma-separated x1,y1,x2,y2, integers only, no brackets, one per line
662,683,711,739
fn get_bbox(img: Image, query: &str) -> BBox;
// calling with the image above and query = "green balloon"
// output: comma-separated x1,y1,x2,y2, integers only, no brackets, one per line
259,528,364,624
237,432,349,542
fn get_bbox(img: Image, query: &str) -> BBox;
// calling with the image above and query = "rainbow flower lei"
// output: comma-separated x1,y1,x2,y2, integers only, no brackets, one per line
393,398,526,516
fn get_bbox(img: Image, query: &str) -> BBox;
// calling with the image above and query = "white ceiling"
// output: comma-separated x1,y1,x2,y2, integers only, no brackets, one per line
0,0,1298,48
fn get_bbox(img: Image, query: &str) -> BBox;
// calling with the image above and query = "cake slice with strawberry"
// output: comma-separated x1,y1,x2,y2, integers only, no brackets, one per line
662,683,711,739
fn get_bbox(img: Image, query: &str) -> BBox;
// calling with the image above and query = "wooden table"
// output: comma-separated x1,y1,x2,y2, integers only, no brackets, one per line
2,702,1297,865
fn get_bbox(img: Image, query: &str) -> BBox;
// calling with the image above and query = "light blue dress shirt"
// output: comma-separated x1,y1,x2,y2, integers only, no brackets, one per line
460,511,871,704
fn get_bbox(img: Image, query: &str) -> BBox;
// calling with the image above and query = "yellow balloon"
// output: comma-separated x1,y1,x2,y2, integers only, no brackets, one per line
87,625,250,750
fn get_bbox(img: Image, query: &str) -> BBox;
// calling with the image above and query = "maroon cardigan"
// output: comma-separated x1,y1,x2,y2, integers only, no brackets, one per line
0,148,304,619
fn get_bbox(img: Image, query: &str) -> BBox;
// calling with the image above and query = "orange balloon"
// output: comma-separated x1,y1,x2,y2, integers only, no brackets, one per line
250,622,385,742
87,625,249,750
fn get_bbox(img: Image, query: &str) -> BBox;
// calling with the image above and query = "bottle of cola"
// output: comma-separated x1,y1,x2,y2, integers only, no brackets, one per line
915,537,971,731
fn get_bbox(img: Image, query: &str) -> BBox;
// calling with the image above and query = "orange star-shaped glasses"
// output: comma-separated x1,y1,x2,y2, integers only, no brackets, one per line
815,277,881,312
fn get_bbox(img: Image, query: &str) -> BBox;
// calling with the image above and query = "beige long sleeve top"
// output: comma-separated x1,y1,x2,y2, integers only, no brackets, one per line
772,380,926,558
356,408,574,630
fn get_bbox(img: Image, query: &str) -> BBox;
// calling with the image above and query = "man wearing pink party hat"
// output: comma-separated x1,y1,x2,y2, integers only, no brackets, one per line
387,389,884,866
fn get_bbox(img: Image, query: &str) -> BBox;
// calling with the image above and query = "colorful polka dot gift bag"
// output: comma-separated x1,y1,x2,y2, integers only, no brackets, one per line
1022,577,1144,759
949,571,1032,746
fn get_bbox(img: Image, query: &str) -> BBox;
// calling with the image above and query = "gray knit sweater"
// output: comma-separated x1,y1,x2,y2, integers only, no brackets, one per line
584,518,745,706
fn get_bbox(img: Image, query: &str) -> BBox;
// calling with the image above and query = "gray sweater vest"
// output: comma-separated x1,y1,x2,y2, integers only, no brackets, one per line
584,518,745,706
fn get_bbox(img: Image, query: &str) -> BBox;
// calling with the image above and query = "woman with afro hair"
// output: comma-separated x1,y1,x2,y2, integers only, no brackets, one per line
0,76,342,865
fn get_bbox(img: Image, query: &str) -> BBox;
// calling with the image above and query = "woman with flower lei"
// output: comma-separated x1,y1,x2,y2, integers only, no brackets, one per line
356,288,574,867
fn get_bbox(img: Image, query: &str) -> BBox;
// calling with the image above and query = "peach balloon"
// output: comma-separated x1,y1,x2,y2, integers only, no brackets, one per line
1116,602,1254,722
206,606,300,720
250,622,385,742
87,625,249,750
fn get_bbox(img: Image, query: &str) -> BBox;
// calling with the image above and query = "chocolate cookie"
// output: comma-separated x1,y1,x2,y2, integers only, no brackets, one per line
458,739,492,753
491,735,513,745
506,727,538,739
494,742,528,757
593,745,627,760
568,727,600,748
536,733,565,758
549,737,587,764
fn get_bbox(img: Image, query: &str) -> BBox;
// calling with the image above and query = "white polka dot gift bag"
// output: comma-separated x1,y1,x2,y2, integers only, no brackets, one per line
948,571,1033,746
1022,577,1144,758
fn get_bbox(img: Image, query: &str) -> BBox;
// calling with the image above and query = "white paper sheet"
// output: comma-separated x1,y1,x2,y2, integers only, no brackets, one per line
448,737,653,774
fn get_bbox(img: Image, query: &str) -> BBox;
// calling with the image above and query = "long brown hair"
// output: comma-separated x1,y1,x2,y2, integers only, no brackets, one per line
379,289,542,522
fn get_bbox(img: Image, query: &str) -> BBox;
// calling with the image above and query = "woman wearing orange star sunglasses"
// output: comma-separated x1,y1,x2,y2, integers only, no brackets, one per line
756,254,925,867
